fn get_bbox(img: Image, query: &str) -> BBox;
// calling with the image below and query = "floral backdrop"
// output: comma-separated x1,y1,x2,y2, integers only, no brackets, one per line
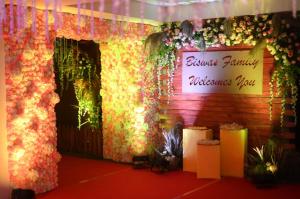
2,7,157,193
3,9,60,193
101,33,158,162
149,14,300,126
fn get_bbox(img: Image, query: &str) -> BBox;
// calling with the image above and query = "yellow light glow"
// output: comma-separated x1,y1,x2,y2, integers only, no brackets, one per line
135,106,144,114
266,162,278,174
12,148,25,161
131,106,147,155
11,117,31,130
23,50,35,60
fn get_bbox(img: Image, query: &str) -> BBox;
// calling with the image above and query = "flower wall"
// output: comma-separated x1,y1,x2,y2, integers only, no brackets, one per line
57,13,158,163
3,9,60,193
2,7,157,193
101,34,159,162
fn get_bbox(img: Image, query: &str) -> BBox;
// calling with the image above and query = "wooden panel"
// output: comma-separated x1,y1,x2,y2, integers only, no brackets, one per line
57,125,103,158
183,128,213,172
159,46,282,147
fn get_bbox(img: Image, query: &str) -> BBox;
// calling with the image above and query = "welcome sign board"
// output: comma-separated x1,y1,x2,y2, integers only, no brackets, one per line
182,51,263,94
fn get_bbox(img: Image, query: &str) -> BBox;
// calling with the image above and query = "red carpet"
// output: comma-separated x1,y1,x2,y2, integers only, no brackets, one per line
37,156,300,199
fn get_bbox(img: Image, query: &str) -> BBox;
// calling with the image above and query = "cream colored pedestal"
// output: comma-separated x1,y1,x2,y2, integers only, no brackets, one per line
220,128,248,177
197,142,220,179
183,128,213,172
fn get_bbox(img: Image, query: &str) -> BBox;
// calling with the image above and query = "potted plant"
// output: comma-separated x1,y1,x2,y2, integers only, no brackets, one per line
248,137,284,188
150,123,183,172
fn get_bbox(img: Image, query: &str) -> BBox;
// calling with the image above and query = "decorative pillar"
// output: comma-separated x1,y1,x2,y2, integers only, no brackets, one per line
0,38,10,199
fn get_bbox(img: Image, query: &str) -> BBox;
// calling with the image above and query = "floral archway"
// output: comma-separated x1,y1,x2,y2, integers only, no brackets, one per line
3,7,158,193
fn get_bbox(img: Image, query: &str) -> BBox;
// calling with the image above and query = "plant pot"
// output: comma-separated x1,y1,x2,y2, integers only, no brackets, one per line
251,173,278,188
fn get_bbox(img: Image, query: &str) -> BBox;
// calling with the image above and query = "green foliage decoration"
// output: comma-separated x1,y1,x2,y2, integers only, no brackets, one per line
54,38,101,129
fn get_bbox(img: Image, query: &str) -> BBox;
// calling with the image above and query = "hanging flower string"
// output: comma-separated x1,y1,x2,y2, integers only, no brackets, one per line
292,0,297,18
140,0,145,36
90,0,94,38
31,0,36,35
98,0,104,20
9,0,14,35
45,0,49,41
53,0,58,31
77,0,81,34
0,0,4,35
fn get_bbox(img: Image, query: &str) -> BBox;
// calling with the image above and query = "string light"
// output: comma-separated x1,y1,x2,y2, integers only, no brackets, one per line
45,0,49,41
9,0,14,36
31,0,36,35
140,0,144,36
91,0,94,38
54,0,58,31
0,0,298,39
292,0,297,18
77,0,81,34
99,0,105,20
0,0,4,35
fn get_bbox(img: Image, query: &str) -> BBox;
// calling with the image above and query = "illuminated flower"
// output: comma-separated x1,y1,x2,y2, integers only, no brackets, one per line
266,162,278,174
253,146,264,161
218,33,226,44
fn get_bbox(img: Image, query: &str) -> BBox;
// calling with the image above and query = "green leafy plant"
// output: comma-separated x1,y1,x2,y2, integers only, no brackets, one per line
54,38,101,129
152,123,183,171
248,137,285,187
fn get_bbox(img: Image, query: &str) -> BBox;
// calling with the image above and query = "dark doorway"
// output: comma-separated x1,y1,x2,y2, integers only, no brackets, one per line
53,38,102,159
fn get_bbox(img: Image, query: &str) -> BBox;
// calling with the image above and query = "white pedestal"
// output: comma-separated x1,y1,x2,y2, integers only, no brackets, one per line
220,128,248,177
183,128,213,172
197,142,220,179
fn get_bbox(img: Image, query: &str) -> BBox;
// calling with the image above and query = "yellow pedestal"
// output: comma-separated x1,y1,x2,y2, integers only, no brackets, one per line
183,128,213,172
220,128,248,177
197,142,220,179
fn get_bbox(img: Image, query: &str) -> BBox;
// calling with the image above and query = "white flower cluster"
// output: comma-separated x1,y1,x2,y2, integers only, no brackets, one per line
172,32,197,49
220,122,244,130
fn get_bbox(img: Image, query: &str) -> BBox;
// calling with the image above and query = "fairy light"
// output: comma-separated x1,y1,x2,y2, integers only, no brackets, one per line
99,0,104,20
31,0,36,35
0,0,4,35
1,0,299,39
0,0,6,22
23,0,26,29
140,0,145,36
125,0,130,18
53,0,58,31
112,0,120,33
9,0,14,36
19,0,25,30
17,0,21,32
167,0,176,21
255,0,260,15
292,0,297,18
223,0,230,18
77,0,81,34
91,0,94,38
58,0,63,29
45,0,49,41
